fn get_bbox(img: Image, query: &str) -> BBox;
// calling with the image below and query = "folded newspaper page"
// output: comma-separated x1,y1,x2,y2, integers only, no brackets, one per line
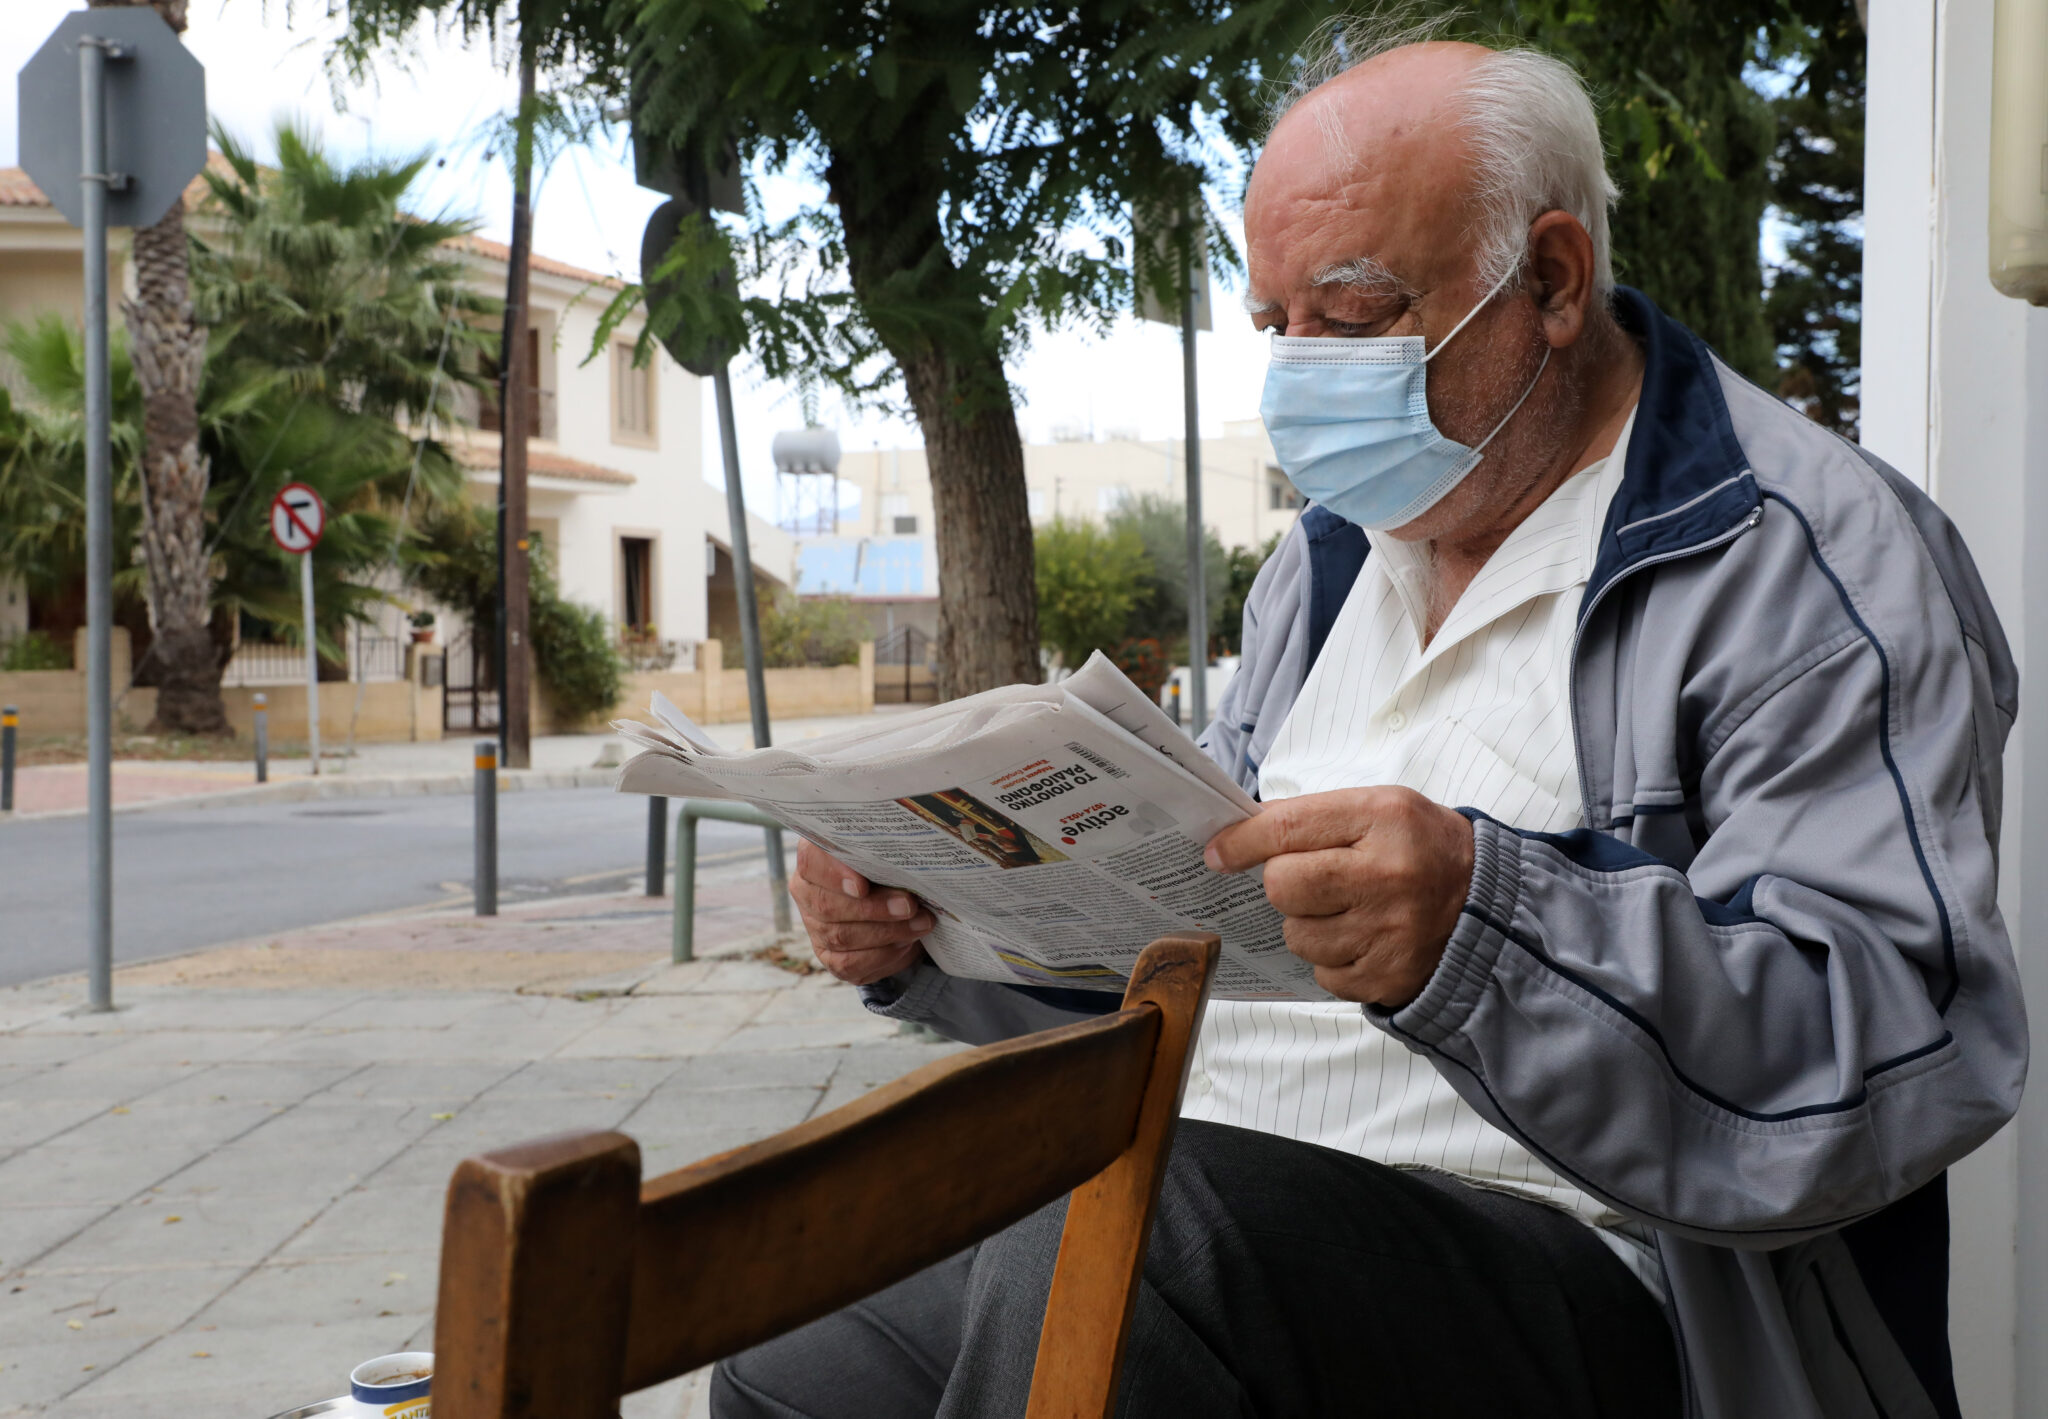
614,652,1330,1002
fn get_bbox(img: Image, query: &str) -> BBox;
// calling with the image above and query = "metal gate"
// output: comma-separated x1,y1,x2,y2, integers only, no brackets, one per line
442,628,500,732
875,625,939,704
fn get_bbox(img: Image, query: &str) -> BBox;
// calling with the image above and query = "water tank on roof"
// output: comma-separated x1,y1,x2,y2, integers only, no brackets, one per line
771,427,842,475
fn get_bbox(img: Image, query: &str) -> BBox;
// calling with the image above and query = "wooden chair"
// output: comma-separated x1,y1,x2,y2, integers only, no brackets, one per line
431,932,1220,1419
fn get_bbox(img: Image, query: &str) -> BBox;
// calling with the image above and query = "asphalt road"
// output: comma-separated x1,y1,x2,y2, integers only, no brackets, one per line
0,788,779,987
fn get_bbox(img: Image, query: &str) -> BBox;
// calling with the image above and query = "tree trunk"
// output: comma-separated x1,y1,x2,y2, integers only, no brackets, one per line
93,0,225,734
124,196,226,733
826,151,1040,701
900,348,1040,699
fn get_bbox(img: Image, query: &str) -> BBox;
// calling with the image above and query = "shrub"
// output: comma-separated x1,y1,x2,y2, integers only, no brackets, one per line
1034,517,1148,674
0,630,71,671
759,592,867,668
532,592,624,723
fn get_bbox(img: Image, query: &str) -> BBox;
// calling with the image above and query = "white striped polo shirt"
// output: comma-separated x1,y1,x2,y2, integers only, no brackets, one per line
1184,409,1665,1296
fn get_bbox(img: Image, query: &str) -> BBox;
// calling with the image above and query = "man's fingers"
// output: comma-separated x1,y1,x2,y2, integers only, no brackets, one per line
808,915,933,954
815,939,925,987
1259,847,1371,917
1205,789,1387,873
794,838,867,897
790,873,927,925
790,842,923,920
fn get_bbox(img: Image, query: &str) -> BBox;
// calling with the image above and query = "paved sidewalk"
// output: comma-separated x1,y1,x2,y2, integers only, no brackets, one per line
6,711,915,821
0,890,950,1417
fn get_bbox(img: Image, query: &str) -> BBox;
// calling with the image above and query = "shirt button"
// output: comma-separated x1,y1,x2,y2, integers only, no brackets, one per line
1385,710,1409,732
1190,1071,1212,1096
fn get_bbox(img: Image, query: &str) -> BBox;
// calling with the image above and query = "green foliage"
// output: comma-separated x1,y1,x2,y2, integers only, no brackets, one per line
759,592,867,668
585,0,1330,414
1763,7,1864,437
1216,532,1283,656
1034,518,1149,673
0,123,486,666
1104,494,1228,661
407,503,626,719
0,630,71,672
531,590,625,721
194,121,496,425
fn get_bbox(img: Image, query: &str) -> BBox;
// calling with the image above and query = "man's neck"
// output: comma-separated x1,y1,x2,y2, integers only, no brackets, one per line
1419,325,1645,642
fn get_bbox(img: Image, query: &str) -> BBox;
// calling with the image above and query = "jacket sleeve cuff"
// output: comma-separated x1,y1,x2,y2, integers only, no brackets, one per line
1368,811,1524,1047
858,959,949,1022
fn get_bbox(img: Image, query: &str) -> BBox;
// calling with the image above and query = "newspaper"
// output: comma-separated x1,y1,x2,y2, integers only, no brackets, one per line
614,652,1329,1002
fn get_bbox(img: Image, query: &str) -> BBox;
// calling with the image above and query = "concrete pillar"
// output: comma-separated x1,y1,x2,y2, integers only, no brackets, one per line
858,639,875,713
702,637,724,723
1863,2,2048,1413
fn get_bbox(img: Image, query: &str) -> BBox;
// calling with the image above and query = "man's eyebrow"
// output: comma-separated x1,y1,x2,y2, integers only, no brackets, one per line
1241,292,1282,316
1308,256,1417,300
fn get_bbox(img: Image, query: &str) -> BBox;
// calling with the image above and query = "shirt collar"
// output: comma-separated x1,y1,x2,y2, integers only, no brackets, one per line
1366,403,1638,660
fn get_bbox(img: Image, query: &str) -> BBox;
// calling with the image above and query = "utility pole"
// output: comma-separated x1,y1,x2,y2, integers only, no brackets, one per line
1180,229,1209,734
496,54,536,769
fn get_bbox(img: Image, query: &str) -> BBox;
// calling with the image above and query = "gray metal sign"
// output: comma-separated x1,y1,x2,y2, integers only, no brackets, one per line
17,8,206,229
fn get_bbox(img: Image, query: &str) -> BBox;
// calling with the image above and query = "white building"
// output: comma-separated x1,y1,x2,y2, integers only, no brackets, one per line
0,159,792,666
789,420,1301,642
1862,3,2046,1411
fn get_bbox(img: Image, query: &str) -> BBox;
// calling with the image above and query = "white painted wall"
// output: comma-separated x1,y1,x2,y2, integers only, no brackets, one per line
1863,2,2048,1413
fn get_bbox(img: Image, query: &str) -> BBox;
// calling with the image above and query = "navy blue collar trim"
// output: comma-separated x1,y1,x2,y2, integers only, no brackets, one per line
1588,289,1759,593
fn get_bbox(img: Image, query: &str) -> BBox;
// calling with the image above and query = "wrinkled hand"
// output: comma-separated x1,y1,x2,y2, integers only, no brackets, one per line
790,839,933,986
1204,787,1475,1008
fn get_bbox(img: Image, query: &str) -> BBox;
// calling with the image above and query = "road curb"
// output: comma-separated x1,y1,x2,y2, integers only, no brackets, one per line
5,766,621,821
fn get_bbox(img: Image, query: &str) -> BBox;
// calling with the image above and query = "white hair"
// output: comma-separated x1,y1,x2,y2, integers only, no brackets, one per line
1269,15,1620,299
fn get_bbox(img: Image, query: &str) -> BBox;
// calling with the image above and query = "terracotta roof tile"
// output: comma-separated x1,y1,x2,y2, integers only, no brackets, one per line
451,442,636,486
0,156,621,291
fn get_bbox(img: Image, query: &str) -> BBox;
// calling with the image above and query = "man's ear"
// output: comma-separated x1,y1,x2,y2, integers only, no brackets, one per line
1525,209,1597,349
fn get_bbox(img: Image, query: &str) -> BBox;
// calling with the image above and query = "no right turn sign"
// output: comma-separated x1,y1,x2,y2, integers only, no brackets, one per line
269,483,325,554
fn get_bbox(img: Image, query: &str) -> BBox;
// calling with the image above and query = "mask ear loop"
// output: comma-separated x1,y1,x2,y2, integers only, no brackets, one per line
1420,263,1522,365
1467,346,1550,457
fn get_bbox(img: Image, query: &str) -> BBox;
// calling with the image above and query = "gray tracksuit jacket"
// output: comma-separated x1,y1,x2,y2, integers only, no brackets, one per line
862,289,2026,1419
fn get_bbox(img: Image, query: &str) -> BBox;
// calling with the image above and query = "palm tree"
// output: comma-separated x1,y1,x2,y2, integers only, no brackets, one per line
0,120,491,704
84,0,219,731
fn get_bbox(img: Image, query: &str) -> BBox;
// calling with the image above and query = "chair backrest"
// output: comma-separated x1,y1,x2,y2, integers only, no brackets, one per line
432,932,1219,1419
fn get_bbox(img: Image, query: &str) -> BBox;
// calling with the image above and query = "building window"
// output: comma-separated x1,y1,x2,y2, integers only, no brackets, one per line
612,342,656,444
1097,485,1129,515
883,493,916,535
621,536,654,632
1267,467,1303,511
1028,488,1048,520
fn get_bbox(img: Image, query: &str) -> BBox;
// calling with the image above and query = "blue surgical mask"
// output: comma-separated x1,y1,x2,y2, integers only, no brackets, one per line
1260,267,1548,531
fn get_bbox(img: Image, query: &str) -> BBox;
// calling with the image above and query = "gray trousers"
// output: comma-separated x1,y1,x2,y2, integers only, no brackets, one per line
711,1120,1681,1419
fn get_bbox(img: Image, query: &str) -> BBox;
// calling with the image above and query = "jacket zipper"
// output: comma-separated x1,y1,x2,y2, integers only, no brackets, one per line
1567,502,1765,827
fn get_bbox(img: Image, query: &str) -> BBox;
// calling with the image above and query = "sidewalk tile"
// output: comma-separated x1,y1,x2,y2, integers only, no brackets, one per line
0,1143,208,1209
638,1049,844,1095
811,1041,964,1116
323,1060,520,1105
0,1061,207,1106
189,1251,439,1331
143,1063,359,1109
714,1018,898,1053
57,1313,415,1405
470,1056,683,1098
31,1191,314,1272
0,1206,108,1274
0,1100,127,1151
622,1084,824,1137
38,1102,283,1156
275,1184,446,1260
66,1031,286,1068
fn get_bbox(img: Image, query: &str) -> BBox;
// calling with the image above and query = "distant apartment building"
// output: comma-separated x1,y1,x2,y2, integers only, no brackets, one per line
787,420,1301,646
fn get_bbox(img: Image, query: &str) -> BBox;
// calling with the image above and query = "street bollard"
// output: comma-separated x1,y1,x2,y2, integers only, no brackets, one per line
252,693,268,784
474,739,498,917
1,704,15,813
645,795,668,897
1169,680,1183,728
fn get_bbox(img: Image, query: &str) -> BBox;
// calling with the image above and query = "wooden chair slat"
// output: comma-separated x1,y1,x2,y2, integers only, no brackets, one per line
1026,934,1218,1419
434,1130,642,1419
621,1005,1160,1388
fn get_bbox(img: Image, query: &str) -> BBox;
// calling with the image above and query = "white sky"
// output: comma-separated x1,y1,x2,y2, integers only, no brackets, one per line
1,0,1278,517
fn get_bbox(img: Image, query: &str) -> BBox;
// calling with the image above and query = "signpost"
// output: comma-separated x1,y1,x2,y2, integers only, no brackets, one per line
18,8,206,1011
1137,203,1214,733
638,157,793,935
269,483,327,774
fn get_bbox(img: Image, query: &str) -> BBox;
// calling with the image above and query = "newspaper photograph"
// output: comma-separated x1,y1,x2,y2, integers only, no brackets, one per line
614,652,1331,1002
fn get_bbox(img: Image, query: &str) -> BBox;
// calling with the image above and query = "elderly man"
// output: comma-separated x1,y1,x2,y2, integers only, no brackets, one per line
714,31,2025,1419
